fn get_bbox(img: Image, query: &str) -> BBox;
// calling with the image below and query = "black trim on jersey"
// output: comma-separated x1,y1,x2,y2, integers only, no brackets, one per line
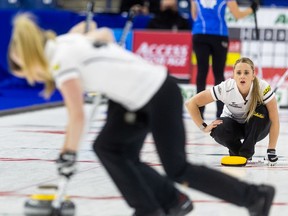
212,87,219,100
55,68,79,79
93,41,108,48
263,92,274,102
83,57,131,65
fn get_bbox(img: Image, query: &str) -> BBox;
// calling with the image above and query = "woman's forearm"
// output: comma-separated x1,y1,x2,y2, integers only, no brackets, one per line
63,114,85,152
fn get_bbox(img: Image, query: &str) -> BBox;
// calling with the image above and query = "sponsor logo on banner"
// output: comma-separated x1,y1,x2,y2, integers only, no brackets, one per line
226,8,288,28
135,43,189,67
133,31,192,79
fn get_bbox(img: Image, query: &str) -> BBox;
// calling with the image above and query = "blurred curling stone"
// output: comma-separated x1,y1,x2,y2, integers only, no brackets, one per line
24,184,75,216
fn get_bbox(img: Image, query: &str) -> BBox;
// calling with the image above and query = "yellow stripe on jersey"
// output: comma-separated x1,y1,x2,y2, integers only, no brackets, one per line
263,85,271,96
52,64,60,71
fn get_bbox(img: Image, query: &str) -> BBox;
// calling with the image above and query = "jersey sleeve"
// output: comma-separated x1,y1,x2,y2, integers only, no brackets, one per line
210,80,226,102
53,67,80,88
50,46,81,88
260,79,275,104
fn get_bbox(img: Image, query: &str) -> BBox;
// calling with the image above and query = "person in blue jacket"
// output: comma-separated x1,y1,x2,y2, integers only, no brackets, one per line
191,0,258,118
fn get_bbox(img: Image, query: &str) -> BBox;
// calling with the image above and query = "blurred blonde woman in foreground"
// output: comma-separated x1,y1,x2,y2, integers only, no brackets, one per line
9,13,275,216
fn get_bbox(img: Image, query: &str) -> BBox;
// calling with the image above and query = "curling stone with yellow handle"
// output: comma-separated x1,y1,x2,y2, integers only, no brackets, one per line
221,156,248,167
24,184,75,216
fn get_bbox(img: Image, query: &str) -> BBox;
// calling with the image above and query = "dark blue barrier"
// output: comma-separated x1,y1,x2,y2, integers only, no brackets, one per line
0,9,17,81
0,9,80,84
262,0,288,7
0,0,21,9
0,0,57,9
22,0,57,9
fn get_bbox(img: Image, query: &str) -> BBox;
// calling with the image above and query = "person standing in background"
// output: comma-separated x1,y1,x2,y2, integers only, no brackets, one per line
191,0,258,118
120,0,160,15
147,0,191,31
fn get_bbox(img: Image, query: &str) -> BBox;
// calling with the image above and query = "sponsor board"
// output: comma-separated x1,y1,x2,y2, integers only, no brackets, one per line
133,31,192,80
226,8,288,28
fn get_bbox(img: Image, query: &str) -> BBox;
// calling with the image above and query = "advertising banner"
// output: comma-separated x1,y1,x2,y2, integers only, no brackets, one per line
226,8,288,70
133,31,192,80
226,8,288,28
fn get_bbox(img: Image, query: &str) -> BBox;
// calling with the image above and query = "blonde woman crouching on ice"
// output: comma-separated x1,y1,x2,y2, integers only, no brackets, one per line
186,57,279,166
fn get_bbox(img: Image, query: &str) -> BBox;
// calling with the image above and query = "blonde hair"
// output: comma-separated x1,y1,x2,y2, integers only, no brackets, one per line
233,57,263,122
9,13,56,98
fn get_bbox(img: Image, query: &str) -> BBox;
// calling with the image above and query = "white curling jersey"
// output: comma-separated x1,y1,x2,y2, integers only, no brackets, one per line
210,78,275,123
45,34,167,111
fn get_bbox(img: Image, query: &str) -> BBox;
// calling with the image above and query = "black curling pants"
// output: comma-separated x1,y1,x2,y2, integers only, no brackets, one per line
193,34,228,117
93,76,182,216
93,76,262,215
211,104,271,158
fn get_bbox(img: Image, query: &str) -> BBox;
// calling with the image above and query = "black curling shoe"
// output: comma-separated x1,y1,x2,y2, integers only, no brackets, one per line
167,193,193,216
132,209,166,216
248,185,275,216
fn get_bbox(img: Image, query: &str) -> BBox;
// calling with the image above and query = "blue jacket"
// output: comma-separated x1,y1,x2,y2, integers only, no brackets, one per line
192,0,233,36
